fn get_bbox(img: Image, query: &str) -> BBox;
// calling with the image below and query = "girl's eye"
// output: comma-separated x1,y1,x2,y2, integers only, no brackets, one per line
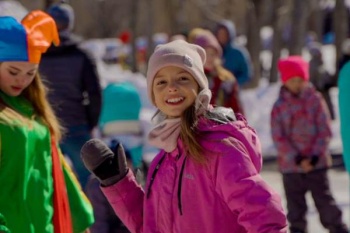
9,71,18,76
156,80,166,85
179,76,189,81
27,72,34,76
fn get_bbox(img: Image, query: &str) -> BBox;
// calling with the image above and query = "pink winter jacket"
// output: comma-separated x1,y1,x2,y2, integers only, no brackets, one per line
102,114,288,233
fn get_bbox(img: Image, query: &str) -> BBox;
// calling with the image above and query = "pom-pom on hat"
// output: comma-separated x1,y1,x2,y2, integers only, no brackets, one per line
278,56,309,83
0,10,59,64
146,40,209,104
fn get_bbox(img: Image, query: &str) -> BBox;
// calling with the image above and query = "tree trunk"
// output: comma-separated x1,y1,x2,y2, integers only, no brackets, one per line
334,0,348,66
44,0,55,9
245,0,263,88
146,0,154,61
289,0,309,55
130,0,139,72
309,0,324,42
269,1,287,83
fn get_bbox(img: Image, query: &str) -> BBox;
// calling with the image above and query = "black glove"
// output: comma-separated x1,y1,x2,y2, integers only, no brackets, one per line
295,154,319,167
295,154,306,165
80,139,128,187
310,155,319,166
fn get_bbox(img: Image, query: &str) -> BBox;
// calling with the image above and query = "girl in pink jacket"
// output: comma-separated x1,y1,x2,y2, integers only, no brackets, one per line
81,40,288,233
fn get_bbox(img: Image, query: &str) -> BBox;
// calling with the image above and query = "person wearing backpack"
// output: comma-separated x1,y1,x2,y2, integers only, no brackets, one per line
80,40,287,233
271,56,348,233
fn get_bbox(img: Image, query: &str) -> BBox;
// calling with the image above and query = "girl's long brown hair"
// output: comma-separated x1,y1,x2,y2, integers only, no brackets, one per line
180,104,206,163
0,69,63,141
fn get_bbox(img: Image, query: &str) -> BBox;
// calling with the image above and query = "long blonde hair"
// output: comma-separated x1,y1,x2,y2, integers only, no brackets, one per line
0,71,63,141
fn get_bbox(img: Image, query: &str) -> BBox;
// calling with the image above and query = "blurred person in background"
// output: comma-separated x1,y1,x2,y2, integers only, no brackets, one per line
214,20,253,87
0,10,93,233
39,1,102,189
193,29,244,115
308,42,335,120
271,56,348,233
338,38,350,71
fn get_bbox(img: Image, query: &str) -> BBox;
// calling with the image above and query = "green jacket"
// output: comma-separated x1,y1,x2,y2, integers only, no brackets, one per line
339,61,350,174
0,92,94,233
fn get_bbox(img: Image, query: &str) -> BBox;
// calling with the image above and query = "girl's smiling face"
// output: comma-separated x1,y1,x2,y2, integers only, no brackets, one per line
0,62,38,96
152,66,199,118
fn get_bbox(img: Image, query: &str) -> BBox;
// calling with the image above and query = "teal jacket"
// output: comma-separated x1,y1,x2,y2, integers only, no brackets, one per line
338,61,350,173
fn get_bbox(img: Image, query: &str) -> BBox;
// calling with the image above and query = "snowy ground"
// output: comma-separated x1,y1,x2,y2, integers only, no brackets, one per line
262,162,349,233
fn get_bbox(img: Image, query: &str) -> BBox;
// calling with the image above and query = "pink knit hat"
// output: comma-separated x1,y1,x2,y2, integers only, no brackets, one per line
193,30,223,57
278,56,309,83
147,40,209,104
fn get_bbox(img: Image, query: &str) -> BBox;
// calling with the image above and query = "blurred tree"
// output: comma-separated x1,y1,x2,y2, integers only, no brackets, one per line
269,1,288,83
130,0,139,72
334,0,348,66
44,0,55,9
308,0,324,42
145,0,154,61
289,0,309,55
245,0,264,88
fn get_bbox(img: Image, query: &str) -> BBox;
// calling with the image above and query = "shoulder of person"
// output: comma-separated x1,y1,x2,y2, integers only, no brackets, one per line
205,106,237,124
200,107,257,143
231,43,251,57
200,108,262,172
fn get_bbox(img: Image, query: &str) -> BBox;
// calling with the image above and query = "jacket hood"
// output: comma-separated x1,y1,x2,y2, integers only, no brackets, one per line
215,20,236,44
197,108,262,172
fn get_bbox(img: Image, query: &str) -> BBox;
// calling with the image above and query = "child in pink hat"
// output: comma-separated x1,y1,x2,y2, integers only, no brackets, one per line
271,55,348,233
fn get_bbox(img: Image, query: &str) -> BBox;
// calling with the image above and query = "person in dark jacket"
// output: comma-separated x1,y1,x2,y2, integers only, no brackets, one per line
308,42,335,120
39,2,102,189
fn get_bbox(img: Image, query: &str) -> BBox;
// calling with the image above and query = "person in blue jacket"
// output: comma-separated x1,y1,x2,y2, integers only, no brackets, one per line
214,20,253,87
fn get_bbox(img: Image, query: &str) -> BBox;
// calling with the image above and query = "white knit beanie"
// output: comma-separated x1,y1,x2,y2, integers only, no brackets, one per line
146,40,210,107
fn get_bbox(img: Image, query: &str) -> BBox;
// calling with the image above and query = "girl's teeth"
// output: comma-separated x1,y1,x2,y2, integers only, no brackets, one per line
167,97,183,103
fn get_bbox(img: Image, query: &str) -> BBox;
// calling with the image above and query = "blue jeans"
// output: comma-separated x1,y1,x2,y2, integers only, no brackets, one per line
60,125,91,189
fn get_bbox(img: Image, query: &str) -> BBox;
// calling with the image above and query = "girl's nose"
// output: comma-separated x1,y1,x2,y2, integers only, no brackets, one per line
16,76,26,85
167,81,178,92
